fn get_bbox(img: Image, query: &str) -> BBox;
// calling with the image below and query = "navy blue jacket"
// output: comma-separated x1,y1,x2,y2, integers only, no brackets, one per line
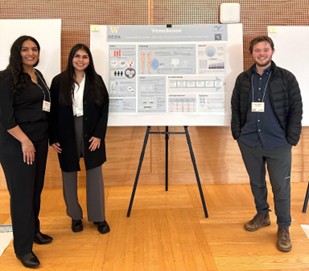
231,61,302,146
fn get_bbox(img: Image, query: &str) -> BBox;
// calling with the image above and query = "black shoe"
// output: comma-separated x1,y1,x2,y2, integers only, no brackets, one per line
33,232,53,244
96,220,110,234
16,251,40,268
72,219,83,232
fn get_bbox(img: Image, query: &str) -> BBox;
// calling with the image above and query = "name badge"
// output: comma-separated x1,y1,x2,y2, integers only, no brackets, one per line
251,102,264,112
42,101,51,112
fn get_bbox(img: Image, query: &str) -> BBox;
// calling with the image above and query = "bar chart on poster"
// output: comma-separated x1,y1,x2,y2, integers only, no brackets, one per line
268,25,309,126
90,24,243,126
0,19,61,86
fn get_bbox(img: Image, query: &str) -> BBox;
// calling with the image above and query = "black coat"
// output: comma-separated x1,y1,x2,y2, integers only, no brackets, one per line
231,61,303,146
49,73,109,172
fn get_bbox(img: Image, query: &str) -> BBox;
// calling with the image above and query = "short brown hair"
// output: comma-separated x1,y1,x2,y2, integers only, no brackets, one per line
249,36,274,54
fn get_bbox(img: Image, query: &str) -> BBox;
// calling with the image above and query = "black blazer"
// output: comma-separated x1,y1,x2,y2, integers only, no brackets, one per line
49,72,109,172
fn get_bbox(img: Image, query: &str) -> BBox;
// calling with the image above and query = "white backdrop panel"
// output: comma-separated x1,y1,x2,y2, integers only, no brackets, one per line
268,26,309,126
0,19,61,87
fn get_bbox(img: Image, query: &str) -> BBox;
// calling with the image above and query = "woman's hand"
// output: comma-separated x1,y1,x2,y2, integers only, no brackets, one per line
51,142,62,153
21,141,36,165
89,136,101,151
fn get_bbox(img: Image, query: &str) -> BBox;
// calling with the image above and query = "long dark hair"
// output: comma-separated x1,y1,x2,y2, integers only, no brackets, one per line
59,43,105,106
0,35,40,93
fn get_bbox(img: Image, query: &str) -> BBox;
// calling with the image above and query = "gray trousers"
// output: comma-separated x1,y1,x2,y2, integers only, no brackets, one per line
62,116,105,222
238,140,292,228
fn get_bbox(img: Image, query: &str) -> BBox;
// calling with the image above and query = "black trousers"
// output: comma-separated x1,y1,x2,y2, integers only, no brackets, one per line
0,136,48,256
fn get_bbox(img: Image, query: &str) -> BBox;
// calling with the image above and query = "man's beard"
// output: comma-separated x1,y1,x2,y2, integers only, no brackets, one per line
255,59,271,68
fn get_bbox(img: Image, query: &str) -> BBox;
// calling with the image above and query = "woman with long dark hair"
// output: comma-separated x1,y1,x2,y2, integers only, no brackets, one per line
0,35,53,268
49,44,110,235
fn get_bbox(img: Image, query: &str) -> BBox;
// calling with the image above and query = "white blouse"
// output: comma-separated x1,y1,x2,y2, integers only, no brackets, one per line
72,75,85,117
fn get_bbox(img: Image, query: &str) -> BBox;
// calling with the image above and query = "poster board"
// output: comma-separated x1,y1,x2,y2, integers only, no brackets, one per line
90,24,243,126
0,19,61,86
268,26,309,126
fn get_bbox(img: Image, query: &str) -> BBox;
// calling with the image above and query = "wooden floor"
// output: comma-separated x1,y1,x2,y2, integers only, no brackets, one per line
1,182,309,270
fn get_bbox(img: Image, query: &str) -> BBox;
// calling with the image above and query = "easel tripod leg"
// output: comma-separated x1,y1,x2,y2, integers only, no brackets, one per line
165,126,169,191
184,126,209,218
302,182,309,213
127,126,151,217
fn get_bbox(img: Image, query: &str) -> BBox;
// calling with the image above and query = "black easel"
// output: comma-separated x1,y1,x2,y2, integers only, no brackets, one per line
302,182,309,213
127,126,208,218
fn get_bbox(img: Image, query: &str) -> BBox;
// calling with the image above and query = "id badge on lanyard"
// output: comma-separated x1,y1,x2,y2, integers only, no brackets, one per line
251,102,264,112
36,70,51,112
42,101,51,112
251,71,271,113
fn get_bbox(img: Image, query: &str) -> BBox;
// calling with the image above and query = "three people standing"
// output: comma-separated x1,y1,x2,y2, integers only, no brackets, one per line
0,33,304,269
231,36,303,252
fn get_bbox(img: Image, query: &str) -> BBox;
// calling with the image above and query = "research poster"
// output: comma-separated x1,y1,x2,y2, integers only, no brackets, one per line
90,24,243,126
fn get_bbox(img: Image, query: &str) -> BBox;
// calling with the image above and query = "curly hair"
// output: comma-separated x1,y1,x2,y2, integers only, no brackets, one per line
0,35,40,93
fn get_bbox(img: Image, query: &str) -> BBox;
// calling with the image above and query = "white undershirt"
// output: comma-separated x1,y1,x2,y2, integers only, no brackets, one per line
72,75,85,117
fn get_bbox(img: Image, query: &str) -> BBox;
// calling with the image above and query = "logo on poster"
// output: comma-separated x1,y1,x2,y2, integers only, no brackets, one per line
108,26,121,39
109,26,119,33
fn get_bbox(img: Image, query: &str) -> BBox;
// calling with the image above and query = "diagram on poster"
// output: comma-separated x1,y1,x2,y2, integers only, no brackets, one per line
90,24,243,126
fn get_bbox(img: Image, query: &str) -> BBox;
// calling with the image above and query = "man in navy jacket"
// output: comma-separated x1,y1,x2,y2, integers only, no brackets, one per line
231,36,302,252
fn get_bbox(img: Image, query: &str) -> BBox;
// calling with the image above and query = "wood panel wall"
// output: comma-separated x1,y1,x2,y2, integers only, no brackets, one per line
1,126,308,189
0,0,308,188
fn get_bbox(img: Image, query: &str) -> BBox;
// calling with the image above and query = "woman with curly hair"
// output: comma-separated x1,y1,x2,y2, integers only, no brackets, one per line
0,35,53,268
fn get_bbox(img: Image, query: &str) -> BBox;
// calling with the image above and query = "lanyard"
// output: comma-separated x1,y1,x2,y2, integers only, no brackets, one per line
35,70,51,102
251,71,272,103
